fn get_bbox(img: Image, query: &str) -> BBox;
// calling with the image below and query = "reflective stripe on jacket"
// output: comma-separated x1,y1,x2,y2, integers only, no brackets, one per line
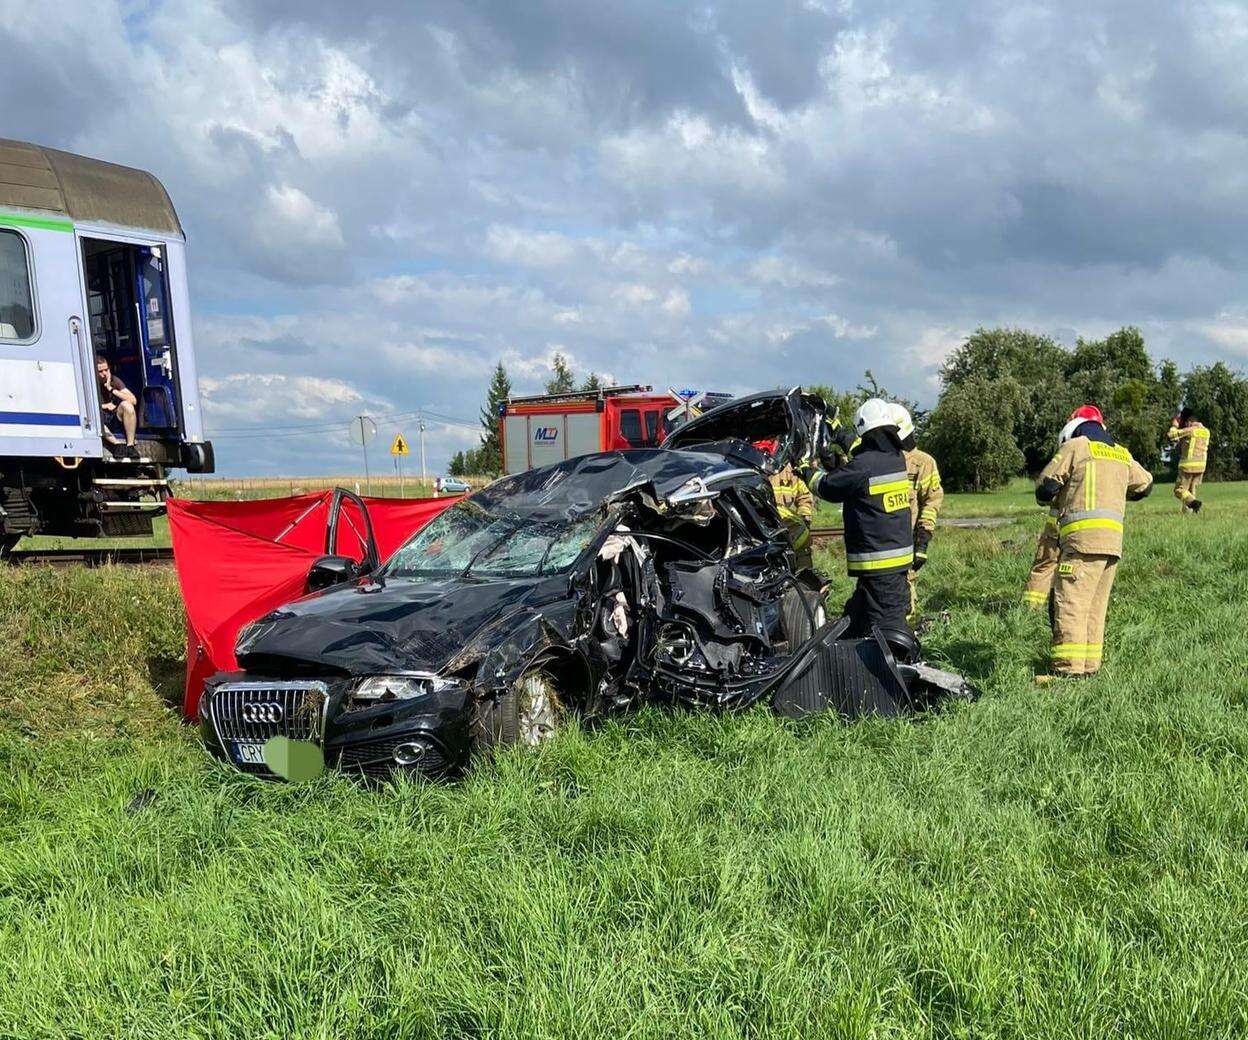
1037,437,1153,558
807,447,914,575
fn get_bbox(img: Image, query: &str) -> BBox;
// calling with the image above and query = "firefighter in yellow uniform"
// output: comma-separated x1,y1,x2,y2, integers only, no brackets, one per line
769,462,815,569
1022,405,1103,609
1167,408,1209,513
888,404,942,616
1034,410,1153,680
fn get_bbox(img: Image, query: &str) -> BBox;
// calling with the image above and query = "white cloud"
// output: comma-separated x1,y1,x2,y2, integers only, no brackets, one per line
200,373,372,427
483,226,578,268
265,185,345,249
613,284,658,307
662,288,692,317
1199,314,1248,357
749,256,841,290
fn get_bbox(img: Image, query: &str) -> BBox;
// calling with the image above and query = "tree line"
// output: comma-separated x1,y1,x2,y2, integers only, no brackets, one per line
922,327,1248,490
449,329,1248,490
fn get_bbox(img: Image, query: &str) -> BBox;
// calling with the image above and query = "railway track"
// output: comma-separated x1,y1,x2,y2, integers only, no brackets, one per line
5,546,175,567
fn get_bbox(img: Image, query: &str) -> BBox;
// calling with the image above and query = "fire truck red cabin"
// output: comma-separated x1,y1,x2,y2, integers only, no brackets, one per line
501,385,681,473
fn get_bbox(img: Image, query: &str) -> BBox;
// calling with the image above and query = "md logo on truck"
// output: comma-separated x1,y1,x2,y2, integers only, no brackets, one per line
534,427,559,443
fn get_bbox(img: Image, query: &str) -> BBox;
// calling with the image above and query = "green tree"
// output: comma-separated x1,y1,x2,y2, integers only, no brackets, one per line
804,383,862,427
545,353,576,394
477,362,512,473
448,450,467,477
1180,362,1248,479
939,327,1069,474
1063,328,1178,469
581,372,604,392
924,376,1027,491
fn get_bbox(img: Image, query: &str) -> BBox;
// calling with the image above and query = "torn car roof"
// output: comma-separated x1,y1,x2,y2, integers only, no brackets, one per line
470,448,767,521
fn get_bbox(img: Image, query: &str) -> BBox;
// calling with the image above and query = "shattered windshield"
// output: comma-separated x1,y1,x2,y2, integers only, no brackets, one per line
384,502,599,578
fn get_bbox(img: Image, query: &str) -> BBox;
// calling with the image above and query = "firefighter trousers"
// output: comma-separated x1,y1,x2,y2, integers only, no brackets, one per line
1174,471,1203,509
844,571,912,639
1023,530,1060,609
1048,550,1118,676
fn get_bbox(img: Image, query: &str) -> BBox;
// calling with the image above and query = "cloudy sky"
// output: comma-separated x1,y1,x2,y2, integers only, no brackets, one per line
4,0,1248,475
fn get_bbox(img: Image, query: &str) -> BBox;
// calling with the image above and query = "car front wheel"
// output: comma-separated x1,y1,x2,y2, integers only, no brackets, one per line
474,669,564,750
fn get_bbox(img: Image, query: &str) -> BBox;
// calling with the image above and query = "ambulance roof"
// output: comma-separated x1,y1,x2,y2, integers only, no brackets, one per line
0,139,183,237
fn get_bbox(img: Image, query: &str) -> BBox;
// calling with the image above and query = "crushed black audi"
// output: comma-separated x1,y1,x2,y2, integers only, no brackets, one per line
199,389,975,781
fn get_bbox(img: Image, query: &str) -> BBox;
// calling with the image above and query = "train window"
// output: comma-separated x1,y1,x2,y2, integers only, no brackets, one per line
0,230,36,342
644,409,660,445
619,409,643,446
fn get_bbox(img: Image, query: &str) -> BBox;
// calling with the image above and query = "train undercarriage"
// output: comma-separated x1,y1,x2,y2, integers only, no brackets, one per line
0,442,191,551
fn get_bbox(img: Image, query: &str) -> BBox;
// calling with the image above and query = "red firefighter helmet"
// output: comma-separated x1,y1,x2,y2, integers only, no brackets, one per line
1069,404,1104,425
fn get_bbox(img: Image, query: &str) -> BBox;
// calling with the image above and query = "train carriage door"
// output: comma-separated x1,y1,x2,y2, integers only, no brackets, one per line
0,216,101,458
80,236,182,439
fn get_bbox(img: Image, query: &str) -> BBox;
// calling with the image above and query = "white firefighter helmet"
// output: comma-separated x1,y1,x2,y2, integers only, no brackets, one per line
1058,417,1084,446
888,402,915,443
853,398,899,437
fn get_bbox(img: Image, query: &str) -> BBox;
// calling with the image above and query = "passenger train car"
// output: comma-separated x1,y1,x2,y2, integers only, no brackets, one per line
0,140,213,552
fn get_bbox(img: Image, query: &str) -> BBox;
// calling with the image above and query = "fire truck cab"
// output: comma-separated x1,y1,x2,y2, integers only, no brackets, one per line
501,385,679,474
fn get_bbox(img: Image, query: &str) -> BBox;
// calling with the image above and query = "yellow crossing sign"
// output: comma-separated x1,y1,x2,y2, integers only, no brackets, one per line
390,433,410,456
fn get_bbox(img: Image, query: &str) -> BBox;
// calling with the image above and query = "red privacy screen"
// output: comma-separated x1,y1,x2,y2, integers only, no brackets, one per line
168,491,460,719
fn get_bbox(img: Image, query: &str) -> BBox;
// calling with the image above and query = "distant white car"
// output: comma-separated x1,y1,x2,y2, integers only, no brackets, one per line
435,476,471,494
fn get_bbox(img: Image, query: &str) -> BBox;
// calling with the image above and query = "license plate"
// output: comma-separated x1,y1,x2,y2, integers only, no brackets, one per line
231,741,266,766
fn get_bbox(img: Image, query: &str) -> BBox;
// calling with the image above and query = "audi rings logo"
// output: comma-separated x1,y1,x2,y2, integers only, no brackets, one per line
242,702,285,724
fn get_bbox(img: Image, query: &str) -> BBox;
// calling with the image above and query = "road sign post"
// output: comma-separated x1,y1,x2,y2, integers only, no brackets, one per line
390,432,410,497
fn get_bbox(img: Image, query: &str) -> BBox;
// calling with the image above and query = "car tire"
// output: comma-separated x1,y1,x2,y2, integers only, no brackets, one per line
473,668,564,750
779,586,823,648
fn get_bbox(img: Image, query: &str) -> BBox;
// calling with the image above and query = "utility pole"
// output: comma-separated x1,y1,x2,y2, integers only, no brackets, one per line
353,414,375,495
419,413,427,487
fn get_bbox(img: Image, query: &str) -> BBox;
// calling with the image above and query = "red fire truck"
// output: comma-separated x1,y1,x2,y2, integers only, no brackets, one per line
500,385,682,474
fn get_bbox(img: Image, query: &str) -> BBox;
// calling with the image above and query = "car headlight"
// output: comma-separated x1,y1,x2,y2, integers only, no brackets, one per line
352,675,460,703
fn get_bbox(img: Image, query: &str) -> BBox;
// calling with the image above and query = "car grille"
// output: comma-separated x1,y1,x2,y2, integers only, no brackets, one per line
337,735,447,780
207,681,328,774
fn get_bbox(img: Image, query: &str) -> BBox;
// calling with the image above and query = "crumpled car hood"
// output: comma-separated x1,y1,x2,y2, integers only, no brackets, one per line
235,573,566,676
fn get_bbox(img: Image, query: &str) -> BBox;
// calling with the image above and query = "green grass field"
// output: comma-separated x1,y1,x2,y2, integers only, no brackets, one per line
3,482,1248,1038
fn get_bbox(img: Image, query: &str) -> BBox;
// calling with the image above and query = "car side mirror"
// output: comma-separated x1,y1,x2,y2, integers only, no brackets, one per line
307,554,361,592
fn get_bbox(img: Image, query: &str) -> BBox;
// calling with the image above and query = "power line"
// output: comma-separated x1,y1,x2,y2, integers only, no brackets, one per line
208,407,423,435
207,407,480,437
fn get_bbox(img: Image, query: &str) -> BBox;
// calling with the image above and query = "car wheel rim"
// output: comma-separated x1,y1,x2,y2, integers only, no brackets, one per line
517,673,561,746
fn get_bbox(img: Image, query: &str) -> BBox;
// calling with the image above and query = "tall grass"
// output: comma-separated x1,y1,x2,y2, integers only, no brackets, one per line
2,486,1248,1038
